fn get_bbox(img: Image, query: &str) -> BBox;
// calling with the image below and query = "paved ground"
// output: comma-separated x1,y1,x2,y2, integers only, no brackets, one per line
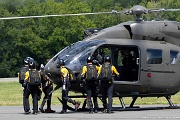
1,105,180,120
1,78,180,119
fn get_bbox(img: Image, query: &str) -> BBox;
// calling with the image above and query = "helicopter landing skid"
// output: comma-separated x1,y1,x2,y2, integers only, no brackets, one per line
117,95,180,111
57,95,180,112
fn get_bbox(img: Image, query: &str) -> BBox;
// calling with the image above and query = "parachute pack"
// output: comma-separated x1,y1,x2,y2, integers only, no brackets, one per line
100,64,112,80
29,69,41,86
86,64,98,81
19,66,29,84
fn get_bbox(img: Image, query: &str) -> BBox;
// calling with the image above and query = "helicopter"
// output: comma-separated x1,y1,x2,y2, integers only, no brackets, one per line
43,5,180,110
1,4,180,110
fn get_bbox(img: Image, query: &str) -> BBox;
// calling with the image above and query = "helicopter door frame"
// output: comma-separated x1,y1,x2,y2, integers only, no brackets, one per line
94,44,140,82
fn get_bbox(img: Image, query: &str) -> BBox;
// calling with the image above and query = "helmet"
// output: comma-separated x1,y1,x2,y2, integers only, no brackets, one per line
23,57,34,65
29,61,36,69
57,59,65,68
104,55,111,63
28,57,34,62
24,57,29,65
87,56,93,63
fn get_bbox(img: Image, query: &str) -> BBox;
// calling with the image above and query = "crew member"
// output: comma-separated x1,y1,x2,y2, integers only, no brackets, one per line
81,56,101,113
57,59,80,114
92,50,103,66
39,64,55,113
24,60,41,115
99,55,119,114
18,57,33,113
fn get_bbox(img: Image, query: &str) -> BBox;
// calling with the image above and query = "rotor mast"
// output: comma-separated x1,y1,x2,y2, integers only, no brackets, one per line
124,5,148,21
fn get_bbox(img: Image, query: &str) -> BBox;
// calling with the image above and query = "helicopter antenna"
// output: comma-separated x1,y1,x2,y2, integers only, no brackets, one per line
80,26,92,38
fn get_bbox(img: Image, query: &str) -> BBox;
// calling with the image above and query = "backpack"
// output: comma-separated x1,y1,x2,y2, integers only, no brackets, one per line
86,64,98,81
100,64,112,80
29,69,41,86
19,66,29,84
64,67,76,83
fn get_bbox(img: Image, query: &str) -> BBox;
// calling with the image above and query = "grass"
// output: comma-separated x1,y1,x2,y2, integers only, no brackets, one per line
0,81,180,106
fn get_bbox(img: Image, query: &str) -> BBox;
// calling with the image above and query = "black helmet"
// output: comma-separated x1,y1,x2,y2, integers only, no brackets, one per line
24,57,34,65
29,61,36,69
28,57,34,62
57,59,65,68
24,57,29,65
87,56,93,63
104,55,111,63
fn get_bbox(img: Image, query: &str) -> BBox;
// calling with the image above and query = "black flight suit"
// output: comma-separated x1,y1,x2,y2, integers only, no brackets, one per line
81,63,100,113
39,67,55,113
59,66,80,114
99,62,119,113
18,65,29,113
24,69,41,114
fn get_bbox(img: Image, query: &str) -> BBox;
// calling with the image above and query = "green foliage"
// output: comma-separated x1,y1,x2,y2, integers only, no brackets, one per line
0,0,179,77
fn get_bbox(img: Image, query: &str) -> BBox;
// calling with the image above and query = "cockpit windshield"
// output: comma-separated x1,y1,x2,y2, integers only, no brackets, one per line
51,40,105,63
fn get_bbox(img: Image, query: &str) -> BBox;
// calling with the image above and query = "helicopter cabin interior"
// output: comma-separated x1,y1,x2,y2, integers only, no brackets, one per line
95,45,139,82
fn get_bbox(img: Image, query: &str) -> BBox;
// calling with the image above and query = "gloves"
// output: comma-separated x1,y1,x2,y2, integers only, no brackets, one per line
117,74,120,79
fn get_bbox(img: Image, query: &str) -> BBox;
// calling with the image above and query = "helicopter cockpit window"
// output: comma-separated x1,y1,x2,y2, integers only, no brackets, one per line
147,49,162,64
170,50,179,64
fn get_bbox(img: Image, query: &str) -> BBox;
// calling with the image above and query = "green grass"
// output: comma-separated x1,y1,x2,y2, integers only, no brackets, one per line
0,81,180,106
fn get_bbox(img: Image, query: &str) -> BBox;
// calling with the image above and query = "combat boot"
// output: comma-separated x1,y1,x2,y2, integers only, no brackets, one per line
89,108,93,114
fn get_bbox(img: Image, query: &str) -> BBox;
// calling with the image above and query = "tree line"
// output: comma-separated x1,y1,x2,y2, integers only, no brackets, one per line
0,0,179,77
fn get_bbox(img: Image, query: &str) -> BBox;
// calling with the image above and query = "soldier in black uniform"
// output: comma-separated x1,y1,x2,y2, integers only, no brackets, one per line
99,55,119,113
81,56,101,113
24,60,41,115
92,50,103,66
57,59,80,114
18,57,33,113
39,64,55,113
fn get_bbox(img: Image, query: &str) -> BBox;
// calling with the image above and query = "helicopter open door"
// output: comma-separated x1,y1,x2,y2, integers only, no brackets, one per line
95,44,140,82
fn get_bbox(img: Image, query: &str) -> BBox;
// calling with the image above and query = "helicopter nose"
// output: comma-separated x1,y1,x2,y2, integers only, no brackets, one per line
44,60,57,75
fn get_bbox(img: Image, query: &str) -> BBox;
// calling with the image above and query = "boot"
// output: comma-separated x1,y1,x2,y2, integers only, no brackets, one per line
59,110,66,114
39,99,47,113
68,99,80,111
89,108,93,114
45,109,56,113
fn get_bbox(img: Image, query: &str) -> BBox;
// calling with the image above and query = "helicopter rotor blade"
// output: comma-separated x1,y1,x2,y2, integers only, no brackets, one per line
148,8,180,13
0,11,122,20
163,8,180,12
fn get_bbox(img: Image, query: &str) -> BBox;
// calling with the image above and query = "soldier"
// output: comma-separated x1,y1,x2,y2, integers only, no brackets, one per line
39,64,55,113
92,50,103,66
18,57,33,113
99,55,119,114
57,59,80,114
24,60,41,115
81,56,101,113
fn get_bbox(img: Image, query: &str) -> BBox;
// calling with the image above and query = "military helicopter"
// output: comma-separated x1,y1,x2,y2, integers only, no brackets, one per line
1,4,180,110
43,5,180,110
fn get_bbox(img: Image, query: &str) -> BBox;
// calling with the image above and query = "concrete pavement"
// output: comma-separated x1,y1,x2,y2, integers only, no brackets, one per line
1,105,180,120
